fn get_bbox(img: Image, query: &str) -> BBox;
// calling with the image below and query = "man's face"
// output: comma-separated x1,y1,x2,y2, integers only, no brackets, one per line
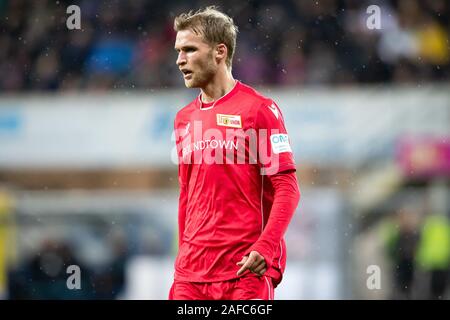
175,29,217,88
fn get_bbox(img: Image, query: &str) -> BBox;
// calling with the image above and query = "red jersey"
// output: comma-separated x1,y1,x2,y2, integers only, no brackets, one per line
173,80,297,284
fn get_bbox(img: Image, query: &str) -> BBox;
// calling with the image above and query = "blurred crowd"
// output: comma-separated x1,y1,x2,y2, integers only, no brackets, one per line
1,0,449,92
382,208,450,299
8,238,128,299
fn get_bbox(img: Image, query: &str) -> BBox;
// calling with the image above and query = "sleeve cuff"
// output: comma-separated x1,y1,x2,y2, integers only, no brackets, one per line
247,243,274,269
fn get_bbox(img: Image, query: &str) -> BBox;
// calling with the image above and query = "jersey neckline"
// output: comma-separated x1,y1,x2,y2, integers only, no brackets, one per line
198,80,241,110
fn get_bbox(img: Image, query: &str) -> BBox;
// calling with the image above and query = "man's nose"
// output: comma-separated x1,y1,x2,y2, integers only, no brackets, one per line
176,52,186,66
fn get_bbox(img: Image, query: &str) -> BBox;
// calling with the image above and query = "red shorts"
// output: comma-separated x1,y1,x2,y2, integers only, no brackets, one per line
169,275,275,300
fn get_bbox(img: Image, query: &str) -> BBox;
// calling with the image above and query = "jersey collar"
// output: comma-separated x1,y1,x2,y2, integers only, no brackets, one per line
198,80,241,110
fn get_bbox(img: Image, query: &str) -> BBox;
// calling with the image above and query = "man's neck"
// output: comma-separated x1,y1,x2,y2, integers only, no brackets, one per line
200,70,236,103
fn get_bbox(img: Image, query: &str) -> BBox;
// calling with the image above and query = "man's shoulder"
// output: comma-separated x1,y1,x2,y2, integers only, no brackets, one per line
175,97,197,120
238,81,273,106
236,82,277,121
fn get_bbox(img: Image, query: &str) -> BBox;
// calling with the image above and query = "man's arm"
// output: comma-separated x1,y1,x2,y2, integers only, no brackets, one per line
237,100,299,276
177,182,187,247
237,169,300,275
174,116,188,248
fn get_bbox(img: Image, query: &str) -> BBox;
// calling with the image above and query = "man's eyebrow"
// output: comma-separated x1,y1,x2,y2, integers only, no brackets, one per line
174,45,196,51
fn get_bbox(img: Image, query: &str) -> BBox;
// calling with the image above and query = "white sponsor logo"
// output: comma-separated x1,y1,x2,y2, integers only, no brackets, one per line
172,120,287,173
182,139,239,158
270,134,292,154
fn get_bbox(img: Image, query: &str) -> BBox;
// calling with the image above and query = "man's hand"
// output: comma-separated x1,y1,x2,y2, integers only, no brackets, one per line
236,251,267,276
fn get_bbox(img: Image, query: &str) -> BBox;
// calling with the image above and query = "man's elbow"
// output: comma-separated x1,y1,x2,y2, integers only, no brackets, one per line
293,182,301,208
296,182,301,199
290,171,301,206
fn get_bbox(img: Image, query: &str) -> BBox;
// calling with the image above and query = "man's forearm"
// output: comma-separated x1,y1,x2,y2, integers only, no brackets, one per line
178,184,187,247
249,170,300,267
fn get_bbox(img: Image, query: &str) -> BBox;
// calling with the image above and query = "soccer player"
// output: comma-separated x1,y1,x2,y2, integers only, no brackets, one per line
169,6,300,300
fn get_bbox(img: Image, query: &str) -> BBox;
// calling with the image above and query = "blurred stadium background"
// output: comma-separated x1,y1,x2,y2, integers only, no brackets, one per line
0,0,449,299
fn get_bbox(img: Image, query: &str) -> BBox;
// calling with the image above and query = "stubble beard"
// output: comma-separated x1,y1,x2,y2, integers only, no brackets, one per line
185,51,216,89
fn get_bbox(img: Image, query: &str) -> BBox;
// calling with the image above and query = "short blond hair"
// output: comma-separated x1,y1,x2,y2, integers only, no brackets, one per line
174,6,238,68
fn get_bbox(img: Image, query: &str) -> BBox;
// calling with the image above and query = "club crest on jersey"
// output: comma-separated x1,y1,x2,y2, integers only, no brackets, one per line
216,114,242,128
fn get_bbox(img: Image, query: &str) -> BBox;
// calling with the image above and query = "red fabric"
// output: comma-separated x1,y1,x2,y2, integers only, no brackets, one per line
169,275,275,300
247,171,300,272
173,80,299,284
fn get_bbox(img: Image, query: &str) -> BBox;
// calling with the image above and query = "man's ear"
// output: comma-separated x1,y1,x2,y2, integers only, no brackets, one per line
215,43,228,64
